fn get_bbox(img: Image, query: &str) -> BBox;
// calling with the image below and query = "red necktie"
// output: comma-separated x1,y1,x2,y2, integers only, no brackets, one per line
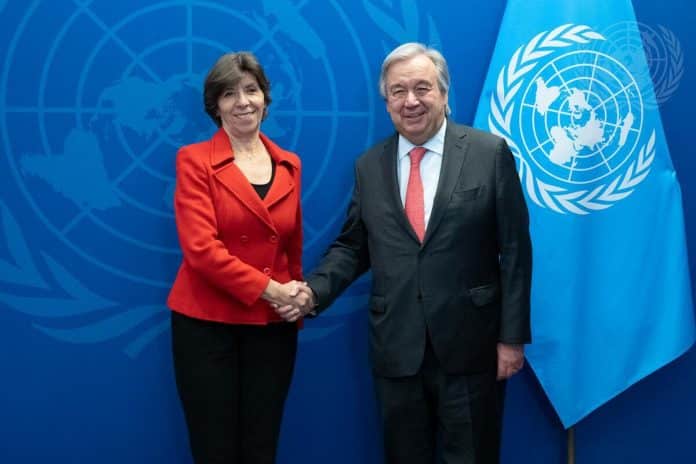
405,147,427,242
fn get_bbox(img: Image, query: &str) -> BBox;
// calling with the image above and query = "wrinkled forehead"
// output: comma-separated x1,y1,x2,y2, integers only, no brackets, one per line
385,55,438,85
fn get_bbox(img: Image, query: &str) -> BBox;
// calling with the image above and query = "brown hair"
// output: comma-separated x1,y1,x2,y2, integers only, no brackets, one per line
203,51,272,127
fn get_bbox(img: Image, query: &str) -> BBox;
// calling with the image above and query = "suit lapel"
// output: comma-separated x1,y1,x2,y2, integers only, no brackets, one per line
422,123,469,246
209,129,276,232
264,163,294,209
380,134,422,243
262,133,298,209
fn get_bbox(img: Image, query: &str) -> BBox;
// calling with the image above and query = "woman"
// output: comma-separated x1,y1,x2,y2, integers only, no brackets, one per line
167,52,312,464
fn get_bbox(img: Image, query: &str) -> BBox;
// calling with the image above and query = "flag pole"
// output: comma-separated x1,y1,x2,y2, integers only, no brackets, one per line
567,427,575,464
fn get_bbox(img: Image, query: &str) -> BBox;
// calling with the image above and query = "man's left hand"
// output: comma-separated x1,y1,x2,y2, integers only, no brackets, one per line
497,343,525,380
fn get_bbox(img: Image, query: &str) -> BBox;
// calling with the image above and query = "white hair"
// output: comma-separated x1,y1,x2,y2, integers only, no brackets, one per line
378,42,451,115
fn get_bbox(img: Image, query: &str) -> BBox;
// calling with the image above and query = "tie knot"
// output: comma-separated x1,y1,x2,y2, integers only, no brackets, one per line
409,147,427,165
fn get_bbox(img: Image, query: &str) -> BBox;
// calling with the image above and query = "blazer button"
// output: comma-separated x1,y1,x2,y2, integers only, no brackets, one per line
263,267,272,275
269,234,278,243
240,235,249,243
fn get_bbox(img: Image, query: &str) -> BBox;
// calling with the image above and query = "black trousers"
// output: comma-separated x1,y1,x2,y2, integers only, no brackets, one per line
171,311,298,464
374,337,505,464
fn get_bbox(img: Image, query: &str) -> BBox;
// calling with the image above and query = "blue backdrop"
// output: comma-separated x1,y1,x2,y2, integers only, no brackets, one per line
0,1,693,462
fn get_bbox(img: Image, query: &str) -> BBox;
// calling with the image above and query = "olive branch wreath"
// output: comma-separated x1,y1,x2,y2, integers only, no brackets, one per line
651,25,684,106
487,24,655,215
0,202,168,357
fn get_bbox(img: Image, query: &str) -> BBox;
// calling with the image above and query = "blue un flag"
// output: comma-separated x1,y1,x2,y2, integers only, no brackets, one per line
473,0,695,427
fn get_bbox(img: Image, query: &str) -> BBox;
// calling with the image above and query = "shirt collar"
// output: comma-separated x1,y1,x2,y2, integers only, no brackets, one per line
397,118,447,161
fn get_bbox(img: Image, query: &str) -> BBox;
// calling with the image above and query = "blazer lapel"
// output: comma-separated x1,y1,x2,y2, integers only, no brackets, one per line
209,129,276,232
422,123,469,246
262,134,298,209
380,134,421,243
264,163,295,209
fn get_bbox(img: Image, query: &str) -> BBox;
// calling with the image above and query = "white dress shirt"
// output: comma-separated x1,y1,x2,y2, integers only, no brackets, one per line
396,119,447,228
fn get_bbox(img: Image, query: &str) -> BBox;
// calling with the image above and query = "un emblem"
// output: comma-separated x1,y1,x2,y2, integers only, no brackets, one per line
600,21,684,108
488,24,656,215
0,1,379,353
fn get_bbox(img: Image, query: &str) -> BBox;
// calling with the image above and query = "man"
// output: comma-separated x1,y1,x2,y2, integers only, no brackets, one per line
279,42,531,463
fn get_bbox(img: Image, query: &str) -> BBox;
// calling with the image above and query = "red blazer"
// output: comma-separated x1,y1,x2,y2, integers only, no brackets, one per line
167,128,303,325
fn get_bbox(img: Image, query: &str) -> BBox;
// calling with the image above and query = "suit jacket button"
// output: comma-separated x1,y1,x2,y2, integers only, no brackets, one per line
269,234,278,243
263,267,272,275
240,235,249,243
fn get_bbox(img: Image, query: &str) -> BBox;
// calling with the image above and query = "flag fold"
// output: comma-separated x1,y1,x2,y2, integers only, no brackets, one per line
473,0,695,427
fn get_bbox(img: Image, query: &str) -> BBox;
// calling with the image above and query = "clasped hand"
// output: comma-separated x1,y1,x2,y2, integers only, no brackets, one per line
262,280,315,322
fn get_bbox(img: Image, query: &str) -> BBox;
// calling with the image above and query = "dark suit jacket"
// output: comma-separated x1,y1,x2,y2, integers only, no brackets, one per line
307,121,532,377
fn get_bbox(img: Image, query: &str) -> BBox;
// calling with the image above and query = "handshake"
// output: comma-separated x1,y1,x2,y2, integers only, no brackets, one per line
262,279,316,323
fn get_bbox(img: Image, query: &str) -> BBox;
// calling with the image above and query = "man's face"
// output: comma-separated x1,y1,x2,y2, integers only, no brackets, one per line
384,54,448,146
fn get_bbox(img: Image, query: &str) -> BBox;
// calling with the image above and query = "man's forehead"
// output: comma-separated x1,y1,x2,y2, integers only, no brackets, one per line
386,57,436,80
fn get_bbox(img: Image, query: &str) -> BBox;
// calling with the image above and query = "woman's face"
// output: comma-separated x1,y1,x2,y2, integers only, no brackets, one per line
217,72,266,139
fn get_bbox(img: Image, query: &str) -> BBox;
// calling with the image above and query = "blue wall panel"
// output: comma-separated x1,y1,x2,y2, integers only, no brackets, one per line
0,1,692,462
